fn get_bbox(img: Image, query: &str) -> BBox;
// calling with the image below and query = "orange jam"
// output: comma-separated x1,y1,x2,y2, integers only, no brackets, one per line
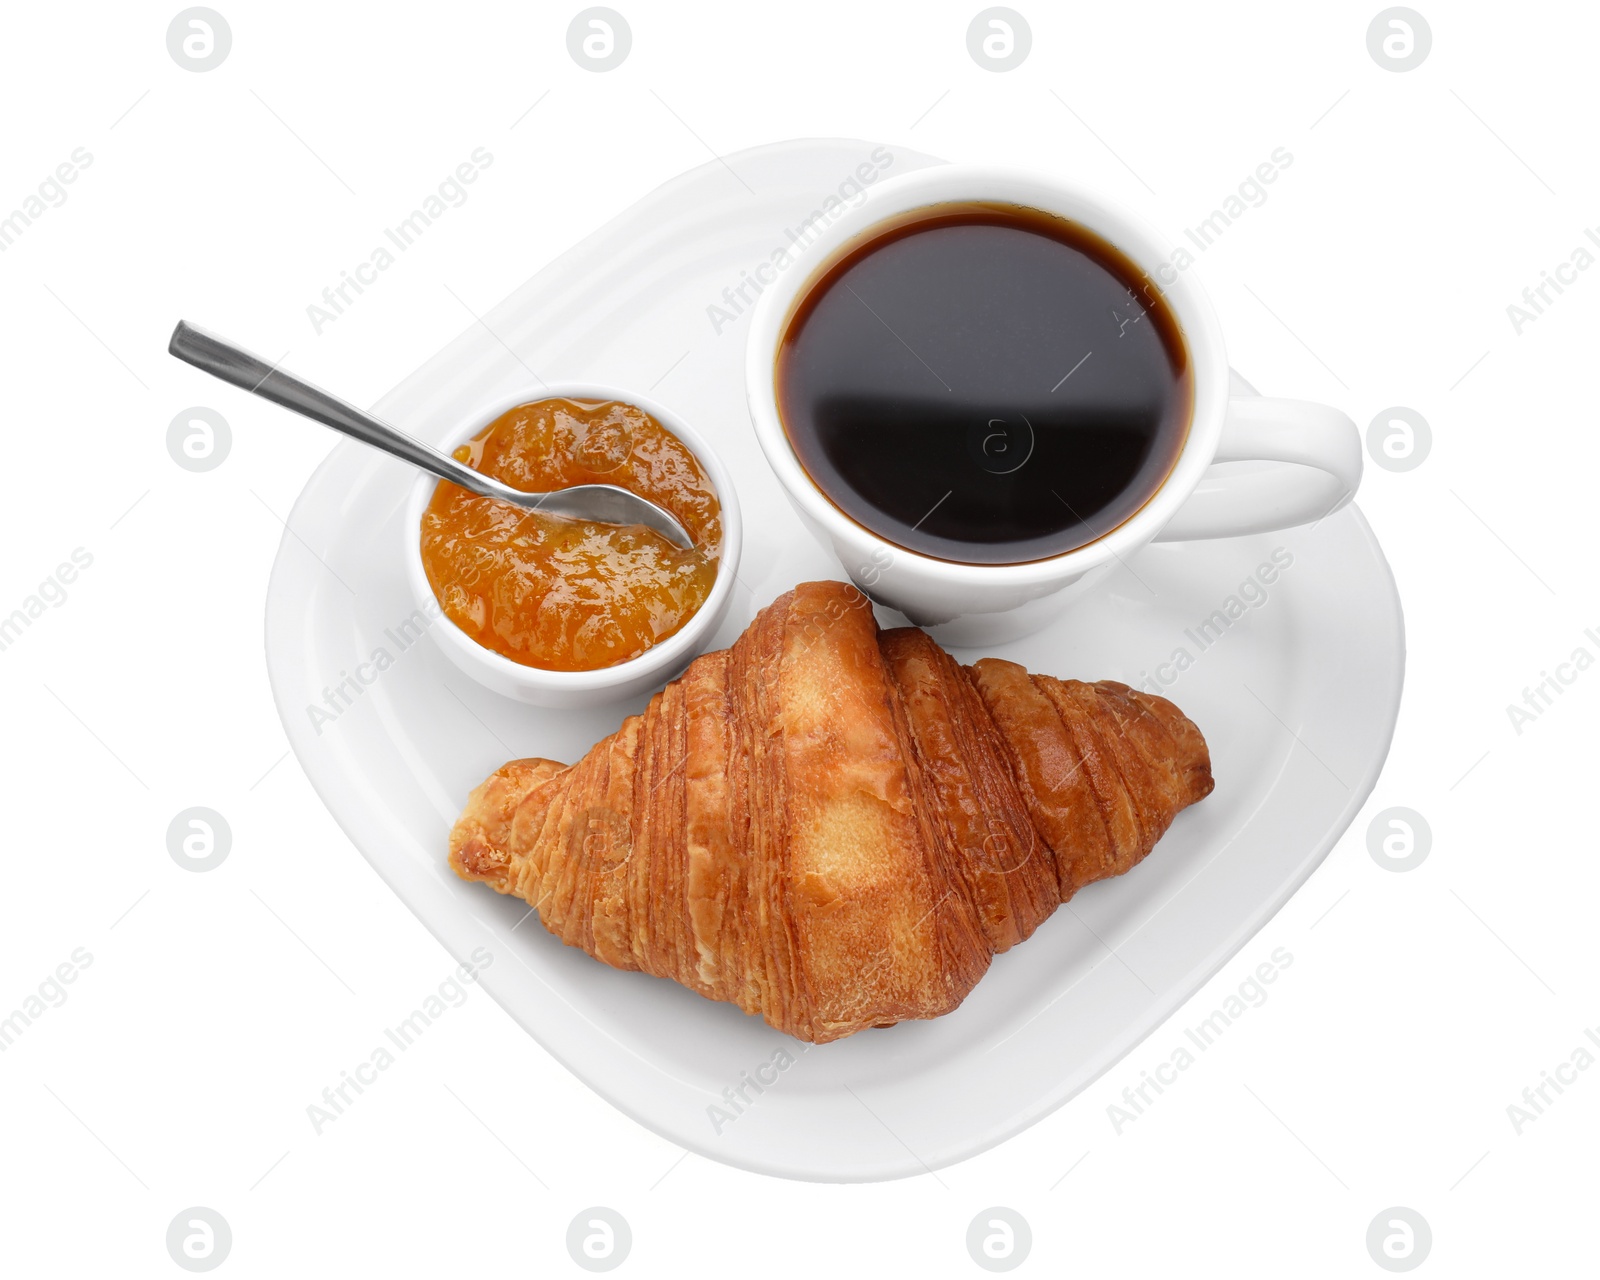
420,398,722,672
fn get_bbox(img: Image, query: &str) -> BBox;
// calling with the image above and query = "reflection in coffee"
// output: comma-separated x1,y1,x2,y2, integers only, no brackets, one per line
776,203,1192,564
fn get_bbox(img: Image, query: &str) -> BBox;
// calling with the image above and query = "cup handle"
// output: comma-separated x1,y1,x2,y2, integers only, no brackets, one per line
1154,397,1364,541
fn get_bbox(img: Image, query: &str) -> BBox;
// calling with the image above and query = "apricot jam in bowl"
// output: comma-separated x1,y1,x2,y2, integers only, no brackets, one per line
403,384,742,707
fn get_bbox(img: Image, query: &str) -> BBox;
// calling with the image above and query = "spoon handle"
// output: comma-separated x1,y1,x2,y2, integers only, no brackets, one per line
167,321,519,502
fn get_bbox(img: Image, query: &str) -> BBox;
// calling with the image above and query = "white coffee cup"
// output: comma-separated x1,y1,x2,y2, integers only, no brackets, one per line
745,165,1362,646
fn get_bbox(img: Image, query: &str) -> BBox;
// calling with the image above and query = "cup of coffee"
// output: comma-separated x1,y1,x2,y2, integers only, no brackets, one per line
745,165,1362,645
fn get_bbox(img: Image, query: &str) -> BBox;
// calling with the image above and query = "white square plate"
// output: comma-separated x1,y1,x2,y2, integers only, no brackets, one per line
264,139,1403,1180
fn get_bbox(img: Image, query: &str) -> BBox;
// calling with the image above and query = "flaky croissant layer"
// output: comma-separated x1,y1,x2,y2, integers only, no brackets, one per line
450,581,1213,1043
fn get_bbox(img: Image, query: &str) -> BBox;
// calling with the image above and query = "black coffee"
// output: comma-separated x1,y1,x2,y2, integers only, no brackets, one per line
775,203,1192,564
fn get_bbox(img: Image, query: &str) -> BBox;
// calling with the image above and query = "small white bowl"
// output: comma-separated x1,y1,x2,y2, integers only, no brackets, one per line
403,382,742,708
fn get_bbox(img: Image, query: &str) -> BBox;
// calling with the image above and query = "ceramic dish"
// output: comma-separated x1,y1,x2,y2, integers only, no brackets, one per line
263,139,1404,1180
402,382,741,707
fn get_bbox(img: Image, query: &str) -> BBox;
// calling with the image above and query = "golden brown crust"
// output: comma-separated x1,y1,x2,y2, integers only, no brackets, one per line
448,581,1214,1042
878,629,1056,954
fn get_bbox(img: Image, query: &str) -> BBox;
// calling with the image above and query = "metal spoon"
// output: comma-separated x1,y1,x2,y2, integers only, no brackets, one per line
168,321,694,549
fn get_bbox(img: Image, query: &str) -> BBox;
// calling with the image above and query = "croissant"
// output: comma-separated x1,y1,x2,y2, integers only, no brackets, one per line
450,581,1213,1043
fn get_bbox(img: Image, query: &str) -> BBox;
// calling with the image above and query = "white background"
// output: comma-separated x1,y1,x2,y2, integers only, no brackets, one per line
2,0,1595,1274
